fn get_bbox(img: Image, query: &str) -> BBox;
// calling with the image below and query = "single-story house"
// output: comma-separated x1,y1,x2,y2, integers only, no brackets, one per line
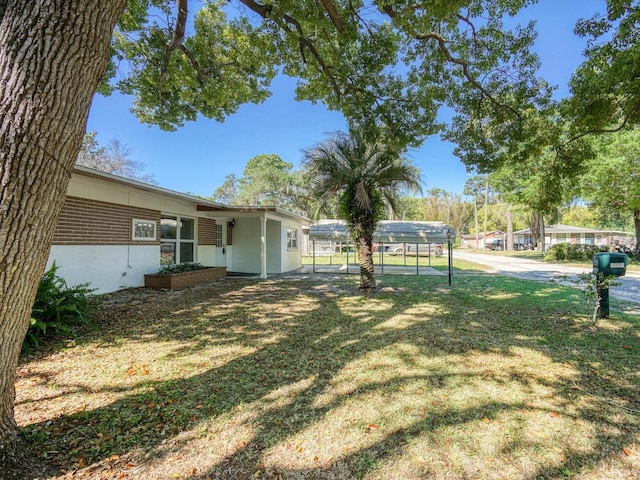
513,224,635,248
46,166,309,293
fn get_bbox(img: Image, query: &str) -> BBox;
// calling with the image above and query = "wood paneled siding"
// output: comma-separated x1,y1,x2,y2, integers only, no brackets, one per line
52,196,160,245
198,218,216,245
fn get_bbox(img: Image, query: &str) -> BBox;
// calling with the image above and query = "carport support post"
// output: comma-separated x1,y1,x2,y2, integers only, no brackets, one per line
346,242,349,274
403,243,407,266
312,240,316,273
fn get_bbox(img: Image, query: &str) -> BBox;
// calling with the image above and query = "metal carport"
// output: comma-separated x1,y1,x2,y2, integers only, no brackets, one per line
308,220,456,285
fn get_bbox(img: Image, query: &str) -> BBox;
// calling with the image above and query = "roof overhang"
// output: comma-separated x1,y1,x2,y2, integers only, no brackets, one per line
73,166,310,223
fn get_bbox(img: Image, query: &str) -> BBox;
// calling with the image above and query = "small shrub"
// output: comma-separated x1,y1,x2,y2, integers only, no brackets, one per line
24,263,95,352
157,262,206,274
552,271,621,322
545,243,567,261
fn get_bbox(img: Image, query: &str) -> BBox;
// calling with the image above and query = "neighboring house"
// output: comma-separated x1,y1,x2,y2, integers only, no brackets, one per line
46,166,309,293
460,231,504,249
513,224,635,248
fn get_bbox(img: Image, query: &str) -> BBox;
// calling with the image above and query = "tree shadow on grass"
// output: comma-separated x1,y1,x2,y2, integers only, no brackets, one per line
15,275,640,479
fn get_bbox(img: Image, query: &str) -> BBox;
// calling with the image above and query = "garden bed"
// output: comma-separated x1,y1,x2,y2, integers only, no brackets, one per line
144,266,226,289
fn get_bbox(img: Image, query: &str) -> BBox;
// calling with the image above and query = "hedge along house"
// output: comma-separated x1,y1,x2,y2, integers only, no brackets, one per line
46,166,309,293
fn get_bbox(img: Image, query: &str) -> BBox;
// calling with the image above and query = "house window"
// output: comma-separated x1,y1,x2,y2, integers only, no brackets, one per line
216,224,223,247
132,219,156,241
287,228,298,249
161,215,195,264
584,233,595,245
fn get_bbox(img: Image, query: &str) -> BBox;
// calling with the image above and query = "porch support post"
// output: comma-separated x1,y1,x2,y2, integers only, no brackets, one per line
260,214,267,279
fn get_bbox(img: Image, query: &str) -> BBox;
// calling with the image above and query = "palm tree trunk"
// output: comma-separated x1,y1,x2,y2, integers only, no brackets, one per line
356,235,376,289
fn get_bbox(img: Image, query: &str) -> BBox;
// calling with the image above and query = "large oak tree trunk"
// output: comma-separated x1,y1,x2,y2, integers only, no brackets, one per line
0,0,127,467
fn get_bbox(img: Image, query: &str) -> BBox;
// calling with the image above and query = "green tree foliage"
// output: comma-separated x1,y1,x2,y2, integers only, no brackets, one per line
559,204,601,229
579,128,640,257
105,0,548,152
566,1,640,134
211,155,310,214
236,154,302,210
211,173,239,205
401,189,472,237
76,131,157,184
302,129,421,289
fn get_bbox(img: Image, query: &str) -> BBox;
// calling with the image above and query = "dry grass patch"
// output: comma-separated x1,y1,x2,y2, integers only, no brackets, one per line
15,275,639,479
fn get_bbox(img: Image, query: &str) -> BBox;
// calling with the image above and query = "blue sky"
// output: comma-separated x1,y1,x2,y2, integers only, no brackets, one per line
86,0,606,198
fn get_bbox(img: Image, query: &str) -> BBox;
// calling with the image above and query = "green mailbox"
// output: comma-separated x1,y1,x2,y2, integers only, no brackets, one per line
592,252,628,277
592,252,628,319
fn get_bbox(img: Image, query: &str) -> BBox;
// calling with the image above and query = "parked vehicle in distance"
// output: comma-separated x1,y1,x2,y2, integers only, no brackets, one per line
486,239,532,251
485,239,504,250
374,243,443,256
373,243,405,254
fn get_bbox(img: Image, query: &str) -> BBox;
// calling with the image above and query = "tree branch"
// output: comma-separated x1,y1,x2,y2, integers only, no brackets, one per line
319,0,346,34
382,6,521,120
456,13,476,38
238,0,342,100
161,0,188,76
566,113,630,144
178,44,209,85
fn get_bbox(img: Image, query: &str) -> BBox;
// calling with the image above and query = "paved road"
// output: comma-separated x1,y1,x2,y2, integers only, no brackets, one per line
453,250,640,309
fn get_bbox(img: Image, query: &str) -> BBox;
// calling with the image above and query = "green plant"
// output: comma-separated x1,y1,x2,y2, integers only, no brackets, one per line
545,243,608,262
545,242,568,261
24,263,96,352
157,262,206,274
553,271,621,322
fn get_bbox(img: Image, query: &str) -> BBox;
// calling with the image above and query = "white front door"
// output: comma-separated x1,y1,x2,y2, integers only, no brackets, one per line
215,222,226,267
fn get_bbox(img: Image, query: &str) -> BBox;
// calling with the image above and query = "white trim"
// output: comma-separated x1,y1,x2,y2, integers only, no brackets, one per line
287,227,298,250
132,218,157,241
161,214,197,264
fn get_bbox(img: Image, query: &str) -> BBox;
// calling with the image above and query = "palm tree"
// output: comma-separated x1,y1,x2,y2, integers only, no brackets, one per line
302,130,422,289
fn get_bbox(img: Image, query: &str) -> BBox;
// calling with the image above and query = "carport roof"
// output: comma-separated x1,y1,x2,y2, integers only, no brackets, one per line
308,220,456,244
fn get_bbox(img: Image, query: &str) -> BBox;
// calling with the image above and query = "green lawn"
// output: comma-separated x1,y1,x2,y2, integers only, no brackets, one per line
16,273,639,479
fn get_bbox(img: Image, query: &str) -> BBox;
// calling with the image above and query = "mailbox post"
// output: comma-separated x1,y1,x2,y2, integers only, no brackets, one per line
592,252,628,318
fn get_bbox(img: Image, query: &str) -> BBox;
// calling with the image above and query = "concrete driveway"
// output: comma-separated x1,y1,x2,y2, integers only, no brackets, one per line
453,250,640,309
